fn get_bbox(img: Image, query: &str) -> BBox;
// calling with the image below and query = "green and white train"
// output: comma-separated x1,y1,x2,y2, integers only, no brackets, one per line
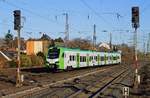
46,46,121,70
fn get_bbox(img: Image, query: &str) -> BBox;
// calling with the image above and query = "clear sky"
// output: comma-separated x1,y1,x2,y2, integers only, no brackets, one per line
0,0,150,51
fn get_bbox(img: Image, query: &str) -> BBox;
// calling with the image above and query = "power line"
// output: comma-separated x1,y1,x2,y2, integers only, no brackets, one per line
80,0,116,29
1,0,81,33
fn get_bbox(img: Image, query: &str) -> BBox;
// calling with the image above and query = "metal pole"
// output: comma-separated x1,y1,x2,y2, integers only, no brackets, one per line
93,24,96,50
64,13,69,42
147,33,150,53
134,27,139,92
16,28,21,87
110,32,112,49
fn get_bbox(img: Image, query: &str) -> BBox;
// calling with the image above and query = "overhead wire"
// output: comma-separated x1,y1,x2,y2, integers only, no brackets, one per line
1,0,81,35
80,0,116,30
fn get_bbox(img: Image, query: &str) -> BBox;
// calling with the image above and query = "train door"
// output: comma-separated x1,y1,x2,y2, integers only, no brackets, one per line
100,53,104,65
64,51,69,69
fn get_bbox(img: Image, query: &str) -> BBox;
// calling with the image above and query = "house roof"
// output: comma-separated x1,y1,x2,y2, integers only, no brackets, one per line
99,43,110,49
0,51,16,61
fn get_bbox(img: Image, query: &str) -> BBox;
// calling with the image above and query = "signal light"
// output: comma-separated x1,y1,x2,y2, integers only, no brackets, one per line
132,7,139,24
14,10,21,30
132,7,139,28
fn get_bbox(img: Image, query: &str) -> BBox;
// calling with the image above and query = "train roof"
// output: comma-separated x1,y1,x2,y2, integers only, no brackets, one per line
49,46,121,54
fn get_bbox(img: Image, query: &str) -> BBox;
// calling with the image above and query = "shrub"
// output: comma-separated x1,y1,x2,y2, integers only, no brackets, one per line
8,60,17,68
36,52,45,60
30,55,44,66
20,54,32,67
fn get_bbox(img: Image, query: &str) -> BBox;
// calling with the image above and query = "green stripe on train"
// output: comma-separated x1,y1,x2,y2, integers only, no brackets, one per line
77,53,80,68
87,54,89,66
59,48,64,69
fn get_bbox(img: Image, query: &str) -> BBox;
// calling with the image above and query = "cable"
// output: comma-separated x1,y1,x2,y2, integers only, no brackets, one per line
80,0,116,29
1,0,81,33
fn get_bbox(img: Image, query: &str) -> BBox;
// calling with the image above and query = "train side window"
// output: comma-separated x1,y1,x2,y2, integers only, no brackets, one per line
80,56,82,62
69,55,71,61
84,56,86,62
72,56,74,61
95,56,98,61
73,55,75,61
101,57,104,61
113,56,117,60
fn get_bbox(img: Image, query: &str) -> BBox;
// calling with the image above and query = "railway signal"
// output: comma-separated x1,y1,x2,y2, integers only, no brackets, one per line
14,10,22,87
131,6,140,92
132,7,139,29
14,10,21,30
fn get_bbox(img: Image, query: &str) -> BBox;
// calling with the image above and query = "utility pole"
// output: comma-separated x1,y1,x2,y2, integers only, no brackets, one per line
14,10,22,87
93,24,96,50
143,42,145,55
109,32,112,49
147,33,150,53
63,13,69,45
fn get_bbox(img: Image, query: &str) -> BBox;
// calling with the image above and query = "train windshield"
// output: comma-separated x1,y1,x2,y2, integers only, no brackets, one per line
48,48,60,59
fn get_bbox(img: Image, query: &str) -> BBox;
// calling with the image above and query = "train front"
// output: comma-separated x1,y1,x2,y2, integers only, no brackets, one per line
46,47,60,69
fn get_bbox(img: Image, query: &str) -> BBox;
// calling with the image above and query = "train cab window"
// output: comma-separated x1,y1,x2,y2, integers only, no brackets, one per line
48,48,60,59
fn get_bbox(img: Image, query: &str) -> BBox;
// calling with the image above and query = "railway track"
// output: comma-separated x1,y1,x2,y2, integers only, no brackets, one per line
67,67,131,98
2,64,132,98
1,65,127,98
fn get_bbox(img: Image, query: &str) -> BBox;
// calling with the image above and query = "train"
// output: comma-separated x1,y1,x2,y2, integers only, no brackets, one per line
45,46,121,70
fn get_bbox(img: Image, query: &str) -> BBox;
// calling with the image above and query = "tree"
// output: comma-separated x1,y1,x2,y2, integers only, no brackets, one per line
40,33,51,40
54,37,64,42
36,51,45,62
4,30,13,48
67,38,92,50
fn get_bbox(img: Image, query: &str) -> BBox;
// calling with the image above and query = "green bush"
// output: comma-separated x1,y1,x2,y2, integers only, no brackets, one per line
20,54,32,67
8,60,17,68
30,55,44,66
36,52,46,61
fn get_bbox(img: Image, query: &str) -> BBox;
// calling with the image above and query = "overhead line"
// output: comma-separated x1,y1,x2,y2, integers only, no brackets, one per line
1,0,80,33
80,0,116,29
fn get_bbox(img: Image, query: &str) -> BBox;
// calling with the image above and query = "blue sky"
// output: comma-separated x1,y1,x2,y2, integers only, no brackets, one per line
0,0,150,51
